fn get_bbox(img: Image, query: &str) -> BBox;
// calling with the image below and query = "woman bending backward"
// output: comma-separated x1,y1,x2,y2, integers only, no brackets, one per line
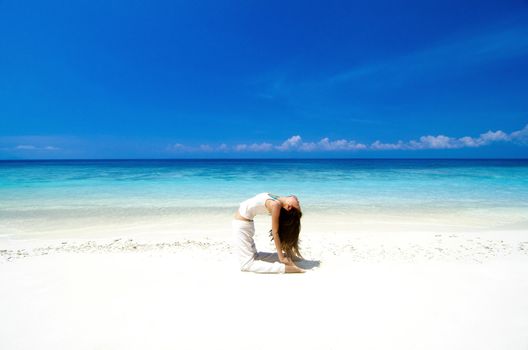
232,193,304,273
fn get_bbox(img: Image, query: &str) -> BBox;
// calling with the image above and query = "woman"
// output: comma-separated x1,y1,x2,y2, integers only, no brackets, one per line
232,192,304,273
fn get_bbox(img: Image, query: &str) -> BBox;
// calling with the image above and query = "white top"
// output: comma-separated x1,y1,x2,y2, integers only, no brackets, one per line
238,192,278,220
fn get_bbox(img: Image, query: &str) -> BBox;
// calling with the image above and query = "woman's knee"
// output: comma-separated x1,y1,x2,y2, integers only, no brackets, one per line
240,260,253,272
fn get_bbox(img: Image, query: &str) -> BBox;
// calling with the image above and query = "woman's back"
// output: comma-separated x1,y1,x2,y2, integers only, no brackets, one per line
238,192,277,220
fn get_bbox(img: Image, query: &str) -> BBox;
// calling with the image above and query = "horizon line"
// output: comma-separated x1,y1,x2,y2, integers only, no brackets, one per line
1,157,528,162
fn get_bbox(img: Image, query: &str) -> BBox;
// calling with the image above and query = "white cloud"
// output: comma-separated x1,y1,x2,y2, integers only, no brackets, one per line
217,143,229,152
371,140,407,150
373,135,476,151
249,143,273,152
276,135,302,151
234,142,274,152
457,129,510,148
13,144,60,151
233,144,248,152
167,143,191,152
274,135,366,152
369,124,527,151
164,124,528,154
316,138,367,151
168,143,219,153
480,130,509,142
412,135,459,149
510,124,528,143
16,145,37,150
458,136,483,148
199,144,213,152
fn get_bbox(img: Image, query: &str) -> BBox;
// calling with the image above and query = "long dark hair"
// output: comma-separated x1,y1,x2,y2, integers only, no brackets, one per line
270,207,303,259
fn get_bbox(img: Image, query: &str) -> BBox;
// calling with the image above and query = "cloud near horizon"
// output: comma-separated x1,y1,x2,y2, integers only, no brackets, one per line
166,124,528,153
0,144,61,152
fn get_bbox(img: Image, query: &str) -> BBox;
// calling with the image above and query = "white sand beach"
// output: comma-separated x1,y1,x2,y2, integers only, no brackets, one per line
2,0,528,346
1,217,528,350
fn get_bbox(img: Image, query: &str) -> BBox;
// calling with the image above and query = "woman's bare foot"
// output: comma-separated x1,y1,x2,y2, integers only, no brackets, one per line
285,264,305,273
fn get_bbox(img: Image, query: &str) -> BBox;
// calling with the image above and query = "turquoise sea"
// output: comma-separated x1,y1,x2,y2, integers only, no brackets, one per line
1,159,528,238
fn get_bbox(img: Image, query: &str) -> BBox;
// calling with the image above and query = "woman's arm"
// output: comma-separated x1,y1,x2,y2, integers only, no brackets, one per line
270,202,292,265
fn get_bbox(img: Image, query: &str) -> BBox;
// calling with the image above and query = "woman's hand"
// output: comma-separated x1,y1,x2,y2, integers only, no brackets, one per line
280,256,294,266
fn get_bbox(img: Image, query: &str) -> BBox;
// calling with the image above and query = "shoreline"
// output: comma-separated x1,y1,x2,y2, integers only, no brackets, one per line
2,228,527,264
2,208,528,242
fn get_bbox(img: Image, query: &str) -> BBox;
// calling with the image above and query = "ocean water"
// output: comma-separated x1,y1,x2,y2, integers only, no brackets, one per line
1,159,528,238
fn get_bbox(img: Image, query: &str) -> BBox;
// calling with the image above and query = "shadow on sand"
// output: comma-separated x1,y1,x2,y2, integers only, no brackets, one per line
295,258,321,270
255,251,321,271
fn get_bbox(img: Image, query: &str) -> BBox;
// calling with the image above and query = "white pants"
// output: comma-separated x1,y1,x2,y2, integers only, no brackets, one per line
232,219,285,274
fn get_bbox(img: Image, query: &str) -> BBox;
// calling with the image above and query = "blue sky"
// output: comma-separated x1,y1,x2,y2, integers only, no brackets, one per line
1,0,527,159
